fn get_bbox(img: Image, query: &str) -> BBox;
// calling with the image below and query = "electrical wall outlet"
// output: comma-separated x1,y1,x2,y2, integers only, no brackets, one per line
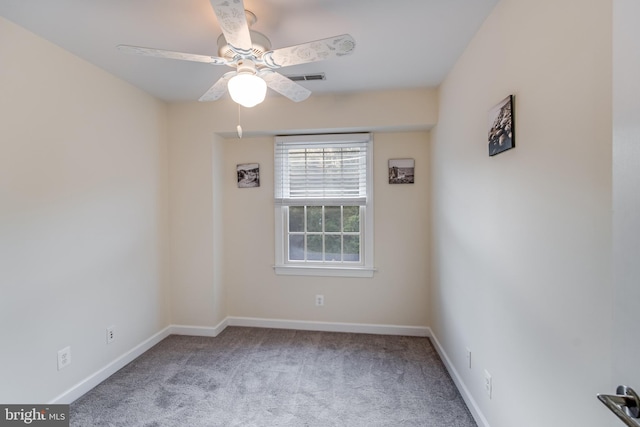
57,346,71,370
484,369,492,399
106,326,115,344
315,295,324,306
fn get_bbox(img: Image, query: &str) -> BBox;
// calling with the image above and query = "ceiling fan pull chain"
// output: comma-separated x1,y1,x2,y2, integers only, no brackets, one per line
237,104,243,139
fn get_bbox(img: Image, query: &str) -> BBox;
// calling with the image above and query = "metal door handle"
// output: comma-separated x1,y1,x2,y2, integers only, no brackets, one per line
598,385,640,426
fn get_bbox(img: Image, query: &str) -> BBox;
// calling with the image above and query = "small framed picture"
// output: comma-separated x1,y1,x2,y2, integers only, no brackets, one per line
237,163,260,188
488,95,515,156
388,159,415,184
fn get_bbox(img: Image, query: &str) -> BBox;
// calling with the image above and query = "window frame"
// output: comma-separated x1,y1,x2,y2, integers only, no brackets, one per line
274,133,375,278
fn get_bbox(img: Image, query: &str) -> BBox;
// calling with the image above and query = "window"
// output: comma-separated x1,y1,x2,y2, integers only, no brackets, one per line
274,133,374,277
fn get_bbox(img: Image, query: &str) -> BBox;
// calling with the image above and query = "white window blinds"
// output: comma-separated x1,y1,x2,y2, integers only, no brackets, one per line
274,133,371,206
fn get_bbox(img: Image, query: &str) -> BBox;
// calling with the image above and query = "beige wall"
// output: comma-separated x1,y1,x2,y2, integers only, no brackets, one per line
430,1,613,426
167,104,227,327
222,131,430,326
181,88,438,138
0,17,170,403
168,94,435,328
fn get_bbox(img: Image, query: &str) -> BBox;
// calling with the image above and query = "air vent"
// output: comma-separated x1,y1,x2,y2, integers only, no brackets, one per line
287,73,326,82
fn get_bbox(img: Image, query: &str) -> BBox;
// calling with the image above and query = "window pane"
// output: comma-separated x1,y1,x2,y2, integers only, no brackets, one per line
343,235,360,262
289,206,304,232
289,235,304,261
307,235,323,260
325,206,341,232
343,206,360,232
325,235,342,261
307,206,323,232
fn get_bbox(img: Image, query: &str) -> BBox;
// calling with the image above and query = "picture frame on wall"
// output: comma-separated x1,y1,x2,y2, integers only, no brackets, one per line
488,94,515,156
237,163,260,188
388,158,415,184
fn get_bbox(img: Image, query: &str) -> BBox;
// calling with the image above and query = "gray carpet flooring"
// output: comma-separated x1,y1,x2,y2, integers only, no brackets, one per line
70,327,477,427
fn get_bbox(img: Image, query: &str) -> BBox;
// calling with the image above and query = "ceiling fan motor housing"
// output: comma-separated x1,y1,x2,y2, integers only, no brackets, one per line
217,30,272,61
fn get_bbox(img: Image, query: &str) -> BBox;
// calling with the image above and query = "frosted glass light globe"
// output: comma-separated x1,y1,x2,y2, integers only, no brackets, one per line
228,73,267,108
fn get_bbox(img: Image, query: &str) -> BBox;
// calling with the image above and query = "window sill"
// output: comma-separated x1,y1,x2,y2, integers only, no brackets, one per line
273,265,376,278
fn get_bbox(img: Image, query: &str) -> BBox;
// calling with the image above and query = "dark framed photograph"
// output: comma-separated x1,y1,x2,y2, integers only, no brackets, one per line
488,95,515,156
237,163,260,188
388,159,415,184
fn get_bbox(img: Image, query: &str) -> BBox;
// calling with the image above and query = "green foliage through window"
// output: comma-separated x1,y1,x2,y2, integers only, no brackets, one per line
287,206,361,262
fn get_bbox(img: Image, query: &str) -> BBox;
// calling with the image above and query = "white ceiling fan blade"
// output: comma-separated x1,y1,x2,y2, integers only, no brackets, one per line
199,72,235,102
210,0,253,55
263,34,356,68
260,71,311,103
118,45,228,65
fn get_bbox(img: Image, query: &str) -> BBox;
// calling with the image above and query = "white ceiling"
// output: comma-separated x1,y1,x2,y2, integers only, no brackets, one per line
0,0,498,103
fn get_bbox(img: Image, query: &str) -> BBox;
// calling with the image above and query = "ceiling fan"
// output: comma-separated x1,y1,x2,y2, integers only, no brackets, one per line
118,0,356,108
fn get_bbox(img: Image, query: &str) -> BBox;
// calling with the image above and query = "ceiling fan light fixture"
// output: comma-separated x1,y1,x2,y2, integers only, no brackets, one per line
227,59,266,108
228,73,267,108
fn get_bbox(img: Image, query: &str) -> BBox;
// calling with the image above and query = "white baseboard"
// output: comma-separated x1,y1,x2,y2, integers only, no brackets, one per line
170,318,229,337
428,330,490,427
49,326,172,405
225,316,430,337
